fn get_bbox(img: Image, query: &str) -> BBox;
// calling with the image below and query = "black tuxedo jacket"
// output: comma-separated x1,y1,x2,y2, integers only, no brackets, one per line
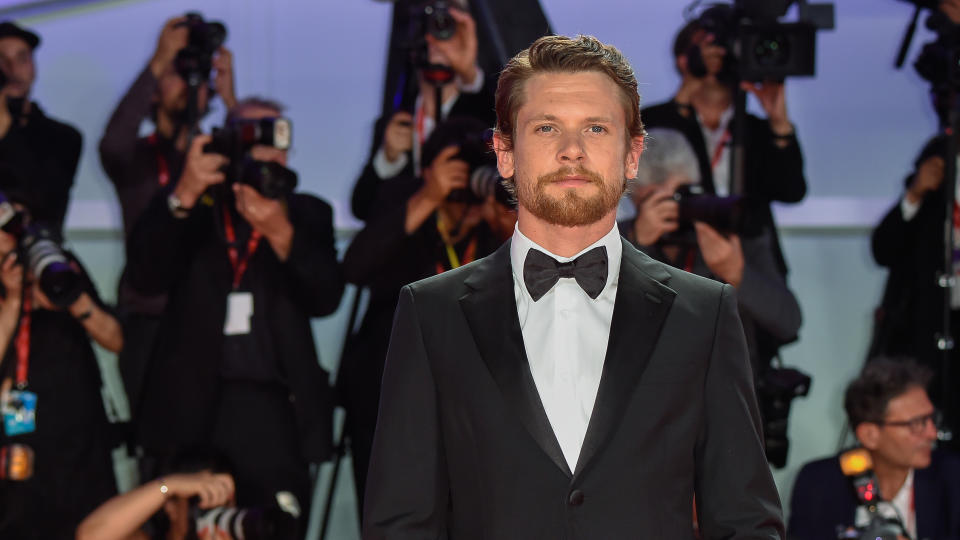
788,450,960,540
363,238,784,539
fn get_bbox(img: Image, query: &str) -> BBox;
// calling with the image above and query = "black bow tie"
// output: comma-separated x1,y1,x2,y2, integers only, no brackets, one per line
523,246,608,302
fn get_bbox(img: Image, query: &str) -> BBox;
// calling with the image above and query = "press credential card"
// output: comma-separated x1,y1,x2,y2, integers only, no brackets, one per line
224,292,253,336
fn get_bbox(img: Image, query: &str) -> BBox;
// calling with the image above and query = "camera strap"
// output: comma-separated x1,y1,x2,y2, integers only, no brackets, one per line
147,134,170,187
14,292,31,389
222,203,262,290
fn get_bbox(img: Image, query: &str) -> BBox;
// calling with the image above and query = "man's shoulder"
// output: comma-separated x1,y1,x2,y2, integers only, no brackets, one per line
31,106,82,142
622,242,725,299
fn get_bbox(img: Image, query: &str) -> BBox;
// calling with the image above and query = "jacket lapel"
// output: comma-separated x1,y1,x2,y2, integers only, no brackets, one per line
459,241,573,478
574,239,676,478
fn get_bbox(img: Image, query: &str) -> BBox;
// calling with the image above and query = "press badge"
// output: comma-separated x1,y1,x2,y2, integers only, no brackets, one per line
224,291,254,336
2,389,37,436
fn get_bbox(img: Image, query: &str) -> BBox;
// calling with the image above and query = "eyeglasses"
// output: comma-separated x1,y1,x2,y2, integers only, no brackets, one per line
878,410,942,435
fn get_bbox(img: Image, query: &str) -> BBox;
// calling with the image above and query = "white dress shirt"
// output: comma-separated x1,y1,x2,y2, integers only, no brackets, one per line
698,106,734,196
509,224,622,471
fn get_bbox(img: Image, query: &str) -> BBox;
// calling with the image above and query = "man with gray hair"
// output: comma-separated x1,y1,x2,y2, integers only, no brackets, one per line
620,127,801,379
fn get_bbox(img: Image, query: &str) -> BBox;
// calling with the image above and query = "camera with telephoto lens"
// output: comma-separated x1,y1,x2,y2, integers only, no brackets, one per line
756,366,811,468
174,12,227,84
684,1,833,82
190,500,299,540
663,184,746,242
416,0,457,41
0,192,82,308
204,117,298,200
421,116,513,207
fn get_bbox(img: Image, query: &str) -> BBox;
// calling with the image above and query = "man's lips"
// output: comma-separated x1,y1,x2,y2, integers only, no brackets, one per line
550,175,593,188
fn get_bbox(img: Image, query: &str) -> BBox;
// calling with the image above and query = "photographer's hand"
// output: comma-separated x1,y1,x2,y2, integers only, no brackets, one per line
695,222,744,288
907,155,945,205
425,8,479,86
383,111,414,163
234,184,294,261
741,81,794,137
942,0,960,24
0,90,11,139
632,185,679,246
0,251,22,301
173,135,228,210
149,16,189,79
405,145,468,233
213,46,237,109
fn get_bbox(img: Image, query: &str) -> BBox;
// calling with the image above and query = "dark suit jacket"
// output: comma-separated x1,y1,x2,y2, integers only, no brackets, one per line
788,450,960,540
351,75,497,221
126,188,344,462
363,238,784,539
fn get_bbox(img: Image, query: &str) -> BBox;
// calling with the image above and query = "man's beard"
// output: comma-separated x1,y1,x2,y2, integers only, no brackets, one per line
516,165,624,227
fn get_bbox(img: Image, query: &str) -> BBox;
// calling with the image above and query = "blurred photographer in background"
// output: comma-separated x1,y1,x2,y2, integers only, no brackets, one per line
100,13,236,416
340,116,514,514
643,6,807,276
0,21,82,236
124,98,343,531
0,193,123,539
789,359,960,540
620,127,804,467
350,0,497,221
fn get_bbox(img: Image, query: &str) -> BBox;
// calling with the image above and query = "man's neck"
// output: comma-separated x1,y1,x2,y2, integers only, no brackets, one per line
873,456,911,502
420,81,458,120
517,210,616,258
156,111,188,151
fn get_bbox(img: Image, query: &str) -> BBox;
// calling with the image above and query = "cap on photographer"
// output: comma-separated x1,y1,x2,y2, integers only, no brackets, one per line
0,20,82,236
350,0,498,221
788,358,960,540
124,97,343,525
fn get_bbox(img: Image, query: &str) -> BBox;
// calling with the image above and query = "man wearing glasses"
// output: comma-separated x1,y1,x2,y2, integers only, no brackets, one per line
788,358,960,540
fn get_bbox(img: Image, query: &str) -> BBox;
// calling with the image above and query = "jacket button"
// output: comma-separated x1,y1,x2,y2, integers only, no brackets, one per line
568,489,584,506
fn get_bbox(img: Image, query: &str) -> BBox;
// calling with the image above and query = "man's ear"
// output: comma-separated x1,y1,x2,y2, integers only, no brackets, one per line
676,55,688,75
855,422,882,451
493,131,515,180
625,135,644,180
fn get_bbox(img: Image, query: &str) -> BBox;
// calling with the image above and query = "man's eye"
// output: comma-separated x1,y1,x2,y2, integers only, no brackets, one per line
537,125,554,133
590,125,607,134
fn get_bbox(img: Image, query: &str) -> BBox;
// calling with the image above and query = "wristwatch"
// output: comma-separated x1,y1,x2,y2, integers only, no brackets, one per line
167,192,190,219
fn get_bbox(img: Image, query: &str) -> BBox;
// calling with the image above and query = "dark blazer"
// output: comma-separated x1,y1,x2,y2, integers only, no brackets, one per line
350,75,497,221
126,188,344,462
641,100,806,275
788,450,960,540
363,238,784,539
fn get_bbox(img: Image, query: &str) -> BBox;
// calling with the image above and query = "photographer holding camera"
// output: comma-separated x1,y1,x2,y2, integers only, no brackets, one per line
340,116,514,514
621,128,801,378
788,359,960,540
125,98,343,526
0,195,123,538
350,0,496,221
643,7,807,275
100,13,236,423
0,21,82,237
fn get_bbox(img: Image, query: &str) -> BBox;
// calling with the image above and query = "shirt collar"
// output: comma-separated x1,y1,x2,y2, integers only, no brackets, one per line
510,222,622,300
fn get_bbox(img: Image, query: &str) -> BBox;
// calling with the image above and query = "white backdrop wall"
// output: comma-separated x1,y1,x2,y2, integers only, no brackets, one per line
9,0,948,535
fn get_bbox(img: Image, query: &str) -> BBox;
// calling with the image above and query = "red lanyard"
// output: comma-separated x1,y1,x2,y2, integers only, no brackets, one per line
435,235,478,275
222,203,262,290
414,101,428,147
147,133,170,187
14,291,31,388
710,130,730,172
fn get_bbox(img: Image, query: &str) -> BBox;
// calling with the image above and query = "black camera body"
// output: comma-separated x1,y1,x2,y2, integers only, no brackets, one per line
421,117,513,207
0,194,82,308
204,117,298,200
191,503,299,540
174,12,227,85
660,184,746,244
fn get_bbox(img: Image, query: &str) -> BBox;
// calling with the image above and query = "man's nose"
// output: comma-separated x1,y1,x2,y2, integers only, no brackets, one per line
557,133,586,164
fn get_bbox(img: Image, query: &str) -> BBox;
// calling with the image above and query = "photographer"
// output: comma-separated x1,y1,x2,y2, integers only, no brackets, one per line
0,198,123,538
340,116,514,513
0,21,82,236
643,9,806,274
125,98,343,524
870,134,960,443
620,128,801,378
100,14,236,413
350,0,496,221
77,469,235,540
788,359,960,540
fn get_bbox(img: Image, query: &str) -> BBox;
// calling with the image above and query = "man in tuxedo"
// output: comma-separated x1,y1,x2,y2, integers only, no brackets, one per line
363,34,783,539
